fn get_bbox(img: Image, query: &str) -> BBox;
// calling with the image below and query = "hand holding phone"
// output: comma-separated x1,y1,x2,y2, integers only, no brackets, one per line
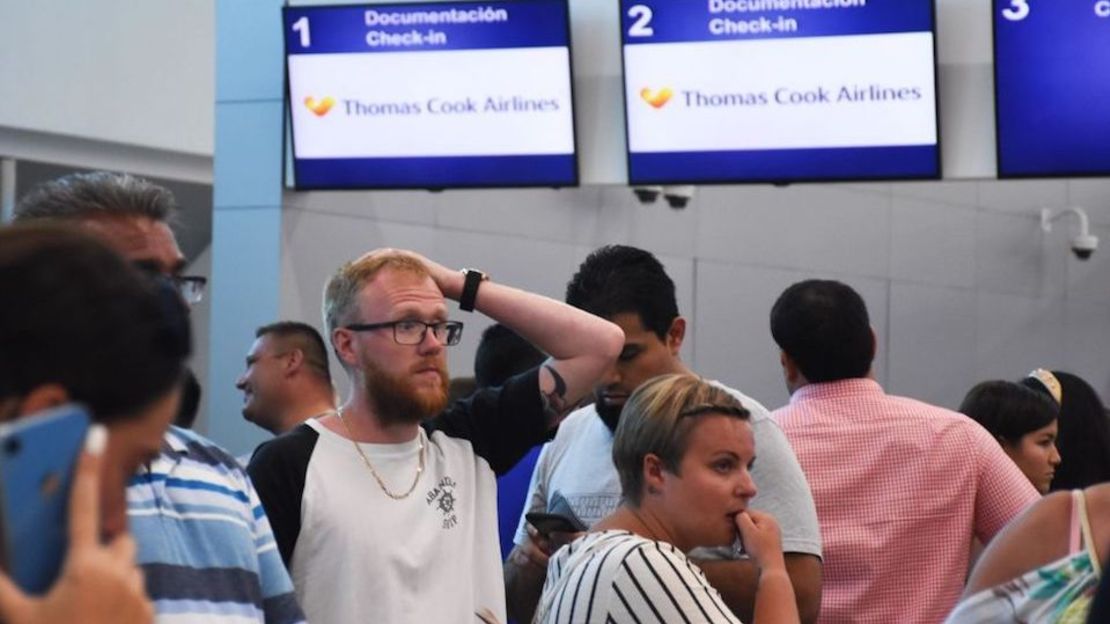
525,512,586,538
0,419,154,624
525,491,587,539
0,405,89,594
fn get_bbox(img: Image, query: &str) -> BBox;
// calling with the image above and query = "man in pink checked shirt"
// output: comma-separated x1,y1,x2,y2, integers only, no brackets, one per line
768,279,1039,624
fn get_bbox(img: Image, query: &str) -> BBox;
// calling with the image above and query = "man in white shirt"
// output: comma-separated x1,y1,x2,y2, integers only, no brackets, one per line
504,245,824,623
249,249,623,624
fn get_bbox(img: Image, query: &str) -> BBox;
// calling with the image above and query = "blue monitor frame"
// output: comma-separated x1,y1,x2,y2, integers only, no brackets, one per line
282,0,580,191
617,0,943,186
992,0,1110,179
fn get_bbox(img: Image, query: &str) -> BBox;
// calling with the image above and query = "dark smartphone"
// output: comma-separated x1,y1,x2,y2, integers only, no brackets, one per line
526,512,586,537
0,404,90,594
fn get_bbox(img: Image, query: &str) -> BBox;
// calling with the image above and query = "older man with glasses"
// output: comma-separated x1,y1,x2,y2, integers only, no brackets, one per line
248,248,623,624
16,172,208,305
15,171,305,624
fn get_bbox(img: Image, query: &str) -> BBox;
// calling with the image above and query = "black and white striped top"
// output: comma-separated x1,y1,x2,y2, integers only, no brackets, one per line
536,530,743,624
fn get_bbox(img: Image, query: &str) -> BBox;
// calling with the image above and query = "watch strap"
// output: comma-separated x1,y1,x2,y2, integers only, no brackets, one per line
459,268,485,312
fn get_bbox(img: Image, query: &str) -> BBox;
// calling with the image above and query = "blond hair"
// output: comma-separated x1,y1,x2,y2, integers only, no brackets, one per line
322,251,429,337
612,374,749,505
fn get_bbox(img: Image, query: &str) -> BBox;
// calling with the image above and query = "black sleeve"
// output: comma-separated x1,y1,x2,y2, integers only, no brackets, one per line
247,424,318,568
423,366,549,476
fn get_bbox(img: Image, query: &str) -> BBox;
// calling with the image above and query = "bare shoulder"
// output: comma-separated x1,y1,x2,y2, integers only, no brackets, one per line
1083,484,1110,562
964,491,1073,596
1083,483,1110,511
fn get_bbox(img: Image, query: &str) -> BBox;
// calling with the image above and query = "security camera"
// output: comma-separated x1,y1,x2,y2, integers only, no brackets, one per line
632,186,662,204
1072,234,1099,260
1041,207,1099,261
663,185,696,209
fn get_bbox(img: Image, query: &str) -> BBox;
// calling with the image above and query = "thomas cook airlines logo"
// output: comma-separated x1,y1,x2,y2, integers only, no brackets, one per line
304,96,335,117
640,87,673,109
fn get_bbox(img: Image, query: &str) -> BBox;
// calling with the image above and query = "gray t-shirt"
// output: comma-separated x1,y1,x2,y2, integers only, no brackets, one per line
514,382,823,559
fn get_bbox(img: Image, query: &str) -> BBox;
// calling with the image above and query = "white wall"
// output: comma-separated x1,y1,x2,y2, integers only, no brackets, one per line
0,1,213,155
0,1,214,183
278,177,1110,413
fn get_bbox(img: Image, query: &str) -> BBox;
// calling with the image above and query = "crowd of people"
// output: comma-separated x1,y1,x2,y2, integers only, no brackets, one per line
1,170,1109,624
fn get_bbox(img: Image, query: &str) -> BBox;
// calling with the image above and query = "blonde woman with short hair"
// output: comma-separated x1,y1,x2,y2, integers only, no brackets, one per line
534,374,799,624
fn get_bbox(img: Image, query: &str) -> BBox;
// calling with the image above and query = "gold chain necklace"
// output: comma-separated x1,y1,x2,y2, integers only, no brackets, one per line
336,409,425,500
308,409,338,420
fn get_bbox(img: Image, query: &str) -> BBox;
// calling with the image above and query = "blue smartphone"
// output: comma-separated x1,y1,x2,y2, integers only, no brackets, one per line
0,404,90,595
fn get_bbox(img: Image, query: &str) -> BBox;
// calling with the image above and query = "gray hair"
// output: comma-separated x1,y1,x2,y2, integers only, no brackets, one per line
15,171,177,223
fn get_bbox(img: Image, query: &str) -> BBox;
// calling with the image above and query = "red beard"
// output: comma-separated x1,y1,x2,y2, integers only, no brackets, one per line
363,359,450,425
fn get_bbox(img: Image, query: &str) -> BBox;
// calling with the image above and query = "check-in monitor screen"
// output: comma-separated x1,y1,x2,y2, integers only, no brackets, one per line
994,0,1110,178
284,0,578,190
620,0,940,185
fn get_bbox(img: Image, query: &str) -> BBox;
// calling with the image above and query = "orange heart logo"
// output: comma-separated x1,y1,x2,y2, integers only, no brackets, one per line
304,96,335,117
640,87,673,109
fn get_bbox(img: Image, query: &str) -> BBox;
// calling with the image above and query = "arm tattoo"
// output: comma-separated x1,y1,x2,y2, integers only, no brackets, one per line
540,364,570,420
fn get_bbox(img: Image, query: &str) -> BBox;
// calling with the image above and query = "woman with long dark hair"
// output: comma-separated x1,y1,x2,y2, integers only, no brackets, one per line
1022,370,1110,491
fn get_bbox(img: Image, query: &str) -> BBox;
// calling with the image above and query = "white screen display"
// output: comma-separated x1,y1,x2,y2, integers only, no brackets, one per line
620,0,940,184
285,0,578,189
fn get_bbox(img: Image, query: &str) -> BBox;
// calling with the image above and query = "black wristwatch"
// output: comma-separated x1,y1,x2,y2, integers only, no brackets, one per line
459,268,488,312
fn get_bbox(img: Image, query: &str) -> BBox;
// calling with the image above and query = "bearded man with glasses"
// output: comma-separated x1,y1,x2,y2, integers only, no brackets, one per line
248,248,623,624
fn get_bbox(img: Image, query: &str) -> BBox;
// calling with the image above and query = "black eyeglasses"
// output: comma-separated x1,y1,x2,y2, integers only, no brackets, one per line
345,320,464,346
132,262,207,306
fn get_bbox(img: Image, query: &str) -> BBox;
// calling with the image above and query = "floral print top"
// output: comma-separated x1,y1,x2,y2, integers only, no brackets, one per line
946,490,1103,624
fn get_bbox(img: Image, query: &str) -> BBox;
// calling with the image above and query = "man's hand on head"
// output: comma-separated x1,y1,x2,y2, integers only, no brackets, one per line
359,248,464,299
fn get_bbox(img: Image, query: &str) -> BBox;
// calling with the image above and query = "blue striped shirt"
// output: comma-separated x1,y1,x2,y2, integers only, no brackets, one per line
127,426,305,624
